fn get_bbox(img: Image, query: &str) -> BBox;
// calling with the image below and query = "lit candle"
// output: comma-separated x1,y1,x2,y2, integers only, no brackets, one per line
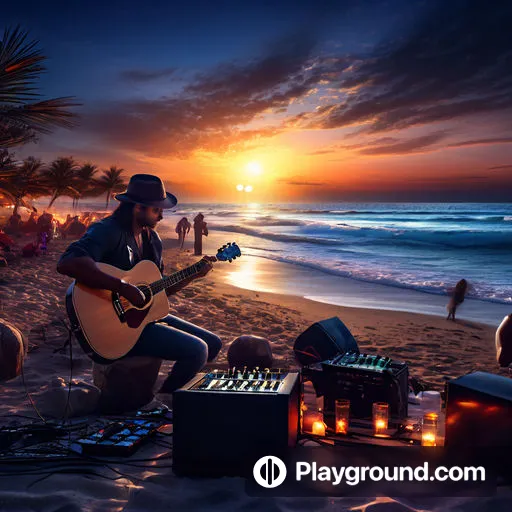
335,399,350,435
312,420,326,436
336,419,348,434
373,402,389,436
421,413,438,447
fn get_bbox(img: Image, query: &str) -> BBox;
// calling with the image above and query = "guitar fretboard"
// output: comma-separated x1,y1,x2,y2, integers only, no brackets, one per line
149,263,200,295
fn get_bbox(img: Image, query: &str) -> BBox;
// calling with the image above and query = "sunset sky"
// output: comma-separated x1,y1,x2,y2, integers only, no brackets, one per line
4,0,512,202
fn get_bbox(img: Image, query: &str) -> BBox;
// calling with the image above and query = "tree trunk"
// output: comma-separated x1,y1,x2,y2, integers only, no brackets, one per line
48,192,58,208
105,189,111,209
13,200,20,216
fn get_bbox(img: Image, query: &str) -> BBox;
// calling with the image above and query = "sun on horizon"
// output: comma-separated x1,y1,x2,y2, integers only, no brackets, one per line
246,161,263,176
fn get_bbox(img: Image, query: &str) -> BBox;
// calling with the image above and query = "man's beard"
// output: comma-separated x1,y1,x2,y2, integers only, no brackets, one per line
145,219,159,229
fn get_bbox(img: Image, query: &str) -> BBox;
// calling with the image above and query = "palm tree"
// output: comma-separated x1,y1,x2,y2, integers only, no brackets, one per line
73,162,99,208
97,166,126,208
0,149,16,173
40,156,79,208
0,26,79,148
0,156,49,214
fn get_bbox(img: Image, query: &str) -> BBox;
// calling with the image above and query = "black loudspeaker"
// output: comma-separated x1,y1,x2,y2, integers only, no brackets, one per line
445,371,512,447
293,317,359,366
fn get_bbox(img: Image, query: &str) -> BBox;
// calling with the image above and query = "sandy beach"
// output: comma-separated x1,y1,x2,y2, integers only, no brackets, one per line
0,231,510,511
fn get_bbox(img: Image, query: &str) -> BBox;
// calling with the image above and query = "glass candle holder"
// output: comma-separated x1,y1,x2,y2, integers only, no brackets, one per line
335,399,350,434
312,420,326,436
373,402,389,435
421,413,438,446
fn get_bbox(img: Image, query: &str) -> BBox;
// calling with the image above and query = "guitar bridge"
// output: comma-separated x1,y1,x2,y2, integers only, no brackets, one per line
112,293,126,323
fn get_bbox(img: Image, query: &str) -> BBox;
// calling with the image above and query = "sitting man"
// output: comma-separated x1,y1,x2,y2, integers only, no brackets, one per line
56,174,222,394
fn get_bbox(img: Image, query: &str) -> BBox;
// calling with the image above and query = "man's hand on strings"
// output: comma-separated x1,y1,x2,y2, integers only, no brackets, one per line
196,256,216,278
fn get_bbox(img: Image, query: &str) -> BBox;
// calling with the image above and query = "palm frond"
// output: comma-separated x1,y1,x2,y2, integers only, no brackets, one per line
0,26,80,149
0,97,79,131
0,26,45,104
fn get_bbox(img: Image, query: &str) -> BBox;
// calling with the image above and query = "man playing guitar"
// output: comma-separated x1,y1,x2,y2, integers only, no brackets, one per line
57,174,222,394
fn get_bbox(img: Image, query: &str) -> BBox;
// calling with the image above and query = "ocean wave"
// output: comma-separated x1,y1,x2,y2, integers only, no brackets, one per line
277,208,334,214
212,222,512,250
274,208,512,217
212,224,342,246
243,252,512,305
246,216,307,227
337,215,508,223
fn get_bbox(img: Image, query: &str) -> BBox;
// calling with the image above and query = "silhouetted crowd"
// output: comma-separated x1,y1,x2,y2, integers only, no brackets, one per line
0,210,107,260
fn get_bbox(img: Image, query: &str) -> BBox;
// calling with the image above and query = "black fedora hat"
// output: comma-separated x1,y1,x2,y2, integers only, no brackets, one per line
115,174,177,209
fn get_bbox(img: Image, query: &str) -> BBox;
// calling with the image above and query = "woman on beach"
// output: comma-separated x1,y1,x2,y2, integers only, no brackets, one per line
175,217,191,249
446,279,468,321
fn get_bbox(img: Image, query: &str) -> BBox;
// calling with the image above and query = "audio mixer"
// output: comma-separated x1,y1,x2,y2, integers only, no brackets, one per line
325,351,393,371
190,367,286,393
311,351,409,425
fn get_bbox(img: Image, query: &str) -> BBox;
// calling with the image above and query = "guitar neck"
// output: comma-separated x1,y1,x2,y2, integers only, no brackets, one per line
149,262,200,295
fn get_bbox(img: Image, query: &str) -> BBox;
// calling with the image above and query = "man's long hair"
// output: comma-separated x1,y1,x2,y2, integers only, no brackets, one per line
112,202,135,230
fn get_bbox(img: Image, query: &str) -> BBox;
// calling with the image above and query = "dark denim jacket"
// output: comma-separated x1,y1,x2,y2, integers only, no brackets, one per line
58,215,164,272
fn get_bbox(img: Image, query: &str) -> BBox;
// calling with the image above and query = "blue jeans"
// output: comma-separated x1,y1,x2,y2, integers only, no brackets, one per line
126,314,222,393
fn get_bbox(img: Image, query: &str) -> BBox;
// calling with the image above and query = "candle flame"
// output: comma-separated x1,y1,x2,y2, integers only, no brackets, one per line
312,420,326,436
336,419,348,434
422,432,437,446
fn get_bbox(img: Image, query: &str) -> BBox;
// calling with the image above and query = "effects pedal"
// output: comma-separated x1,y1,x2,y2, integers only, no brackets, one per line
71,419,166,457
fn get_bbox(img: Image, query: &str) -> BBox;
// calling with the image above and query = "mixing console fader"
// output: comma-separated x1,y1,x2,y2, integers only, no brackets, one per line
191,367,285,393
326,351,392,371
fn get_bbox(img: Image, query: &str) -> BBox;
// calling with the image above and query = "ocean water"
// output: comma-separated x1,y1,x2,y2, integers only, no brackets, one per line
158,202,512,306
46,200,512,307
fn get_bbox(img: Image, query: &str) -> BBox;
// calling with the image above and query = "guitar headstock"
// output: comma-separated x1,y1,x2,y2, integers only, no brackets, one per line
216,242,241,263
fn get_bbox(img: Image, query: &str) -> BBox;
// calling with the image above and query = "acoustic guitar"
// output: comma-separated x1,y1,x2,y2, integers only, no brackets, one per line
66,242,241,364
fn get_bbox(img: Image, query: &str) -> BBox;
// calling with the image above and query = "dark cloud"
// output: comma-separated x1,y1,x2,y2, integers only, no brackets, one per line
305,0,512,134
357,131,447,155
406,175,489,183
83,35,326,157
278,178,327,186
447,137,512,148
75,1,512,160
307,149,335,155
119,68,177,82
488,164,512,170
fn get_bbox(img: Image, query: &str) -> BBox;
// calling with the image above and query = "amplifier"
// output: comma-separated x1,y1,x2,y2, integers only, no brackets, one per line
173,368,300,476
319,352,409,427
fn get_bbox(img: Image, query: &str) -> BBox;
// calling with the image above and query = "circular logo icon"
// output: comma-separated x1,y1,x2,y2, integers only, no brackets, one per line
253,456,287,488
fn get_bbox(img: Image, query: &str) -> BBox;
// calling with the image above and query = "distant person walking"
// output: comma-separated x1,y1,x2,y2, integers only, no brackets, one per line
175,217,191,249
446,279,469,321
193,213,208,256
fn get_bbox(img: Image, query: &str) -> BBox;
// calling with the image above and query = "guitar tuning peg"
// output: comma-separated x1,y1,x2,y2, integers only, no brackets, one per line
229,259,232,263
